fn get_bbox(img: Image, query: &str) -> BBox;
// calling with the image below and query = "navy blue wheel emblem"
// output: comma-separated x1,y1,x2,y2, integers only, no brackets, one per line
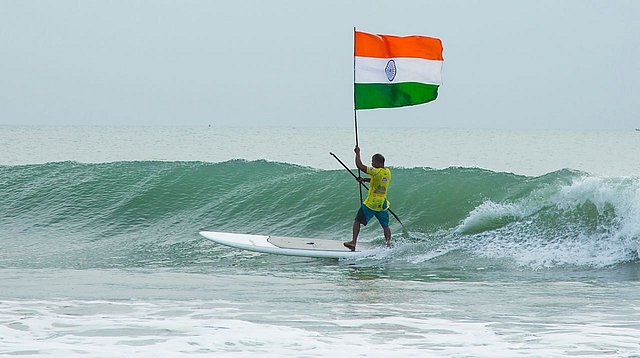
385,60,397,81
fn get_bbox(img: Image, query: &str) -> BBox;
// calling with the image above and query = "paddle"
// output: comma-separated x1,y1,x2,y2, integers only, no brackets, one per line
330,152,406,230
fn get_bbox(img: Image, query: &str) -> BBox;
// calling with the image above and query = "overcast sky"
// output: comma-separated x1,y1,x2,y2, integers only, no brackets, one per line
1,1,638,129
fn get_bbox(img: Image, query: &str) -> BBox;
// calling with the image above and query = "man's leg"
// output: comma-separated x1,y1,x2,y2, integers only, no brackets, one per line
344,219,360,251
383,226,391,248
377,210,392,248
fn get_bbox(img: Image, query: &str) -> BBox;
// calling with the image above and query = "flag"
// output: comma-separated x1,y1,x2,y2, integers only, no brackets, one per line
354,31,444,110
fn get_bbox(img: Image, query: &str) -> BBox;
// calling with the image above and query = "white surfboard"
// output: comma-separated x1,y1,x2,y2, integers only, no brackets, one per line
199,230,375,259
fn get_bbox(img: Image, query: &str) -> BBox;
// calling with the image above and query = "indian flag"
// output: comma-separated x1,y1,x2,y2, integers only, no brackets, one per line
354,30,444,110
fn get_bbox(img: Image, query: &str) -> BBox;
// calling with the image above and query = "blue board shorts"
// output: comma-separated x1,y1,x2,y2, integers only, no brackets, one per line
356,204,390,227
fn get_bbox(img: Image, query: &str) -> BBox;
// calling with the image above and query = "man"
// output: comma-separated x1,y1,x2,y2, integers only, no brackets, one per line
344,146,392,251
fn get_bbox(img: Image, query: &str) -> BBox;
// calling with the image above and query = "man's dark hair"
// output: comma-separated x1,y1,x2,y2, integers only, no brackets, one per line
372,153,385,166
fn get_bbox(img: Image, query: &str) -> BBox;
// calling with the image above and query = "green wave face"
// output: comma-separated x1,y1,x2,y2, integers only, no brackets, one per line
1,161,638,270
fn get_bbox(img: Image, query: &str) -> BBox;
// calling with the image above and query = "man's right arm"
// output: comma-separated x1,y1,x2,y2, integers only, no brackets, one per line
354,146,368,172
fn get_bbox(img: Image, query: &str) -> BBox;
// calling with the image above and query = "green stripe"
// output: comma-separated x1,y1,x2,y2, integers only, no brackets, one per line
355,82,439,110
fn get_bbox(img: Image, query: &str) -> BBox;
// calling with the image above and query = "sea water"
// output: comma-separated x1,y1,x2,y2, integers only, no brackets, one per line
1,125,639,357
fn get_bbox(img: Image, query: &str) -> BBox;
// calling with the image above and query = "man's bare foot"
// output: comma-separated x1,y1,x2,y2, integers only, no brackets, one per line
344,241,356,251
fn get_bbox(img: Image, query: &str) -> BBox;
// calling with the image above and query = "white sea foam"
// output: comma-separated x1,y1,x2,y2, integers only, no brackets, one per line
1,299,639,357
554,175,640,240
454,174,640,268
455,200,529,235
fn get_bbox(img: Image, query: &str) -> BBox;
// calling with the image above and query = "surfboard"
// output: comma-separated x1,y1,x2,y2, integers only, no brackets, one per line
198,230,375,259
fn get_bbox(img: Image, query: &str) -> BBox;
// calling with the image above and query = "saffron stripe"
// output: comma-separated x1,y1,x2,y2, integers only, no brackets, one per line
355,31,444,61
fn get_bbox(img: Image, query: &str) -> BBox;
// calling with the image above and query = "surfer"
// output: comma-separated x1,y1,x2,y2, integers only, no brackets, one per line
344,146,392,251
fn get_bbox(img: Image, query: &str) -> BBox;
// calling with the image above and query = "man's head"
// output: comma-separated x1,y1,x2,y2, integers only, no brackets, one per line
371,153,385,168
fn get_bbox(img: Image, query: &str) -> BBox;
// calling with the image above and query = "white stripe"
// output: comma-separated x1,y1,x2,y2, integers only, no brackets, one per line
355,57,443,85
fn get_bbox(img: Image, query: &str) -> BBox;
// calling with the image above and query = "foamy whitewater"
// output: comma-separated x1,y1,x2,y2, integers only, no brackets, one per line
1,126,640,357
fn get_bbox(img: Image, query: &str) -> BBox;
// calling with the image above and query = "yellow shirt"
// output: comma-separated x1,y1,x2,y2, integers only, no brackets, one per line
363,166,391,211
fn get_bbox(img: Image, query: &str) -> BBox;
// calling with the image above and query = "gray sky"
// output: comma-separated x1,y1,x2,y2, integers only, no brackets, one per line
1,1,638,129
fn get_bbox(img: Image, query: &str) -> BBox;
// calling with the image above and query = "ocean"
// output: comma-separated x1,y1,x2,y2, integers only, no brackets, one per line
1,125,639,357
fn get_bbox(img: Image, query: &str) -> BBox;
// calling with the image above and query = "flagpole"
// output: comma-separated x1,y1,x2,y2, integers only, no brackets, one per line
353,26,363,204
353,26,358,148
